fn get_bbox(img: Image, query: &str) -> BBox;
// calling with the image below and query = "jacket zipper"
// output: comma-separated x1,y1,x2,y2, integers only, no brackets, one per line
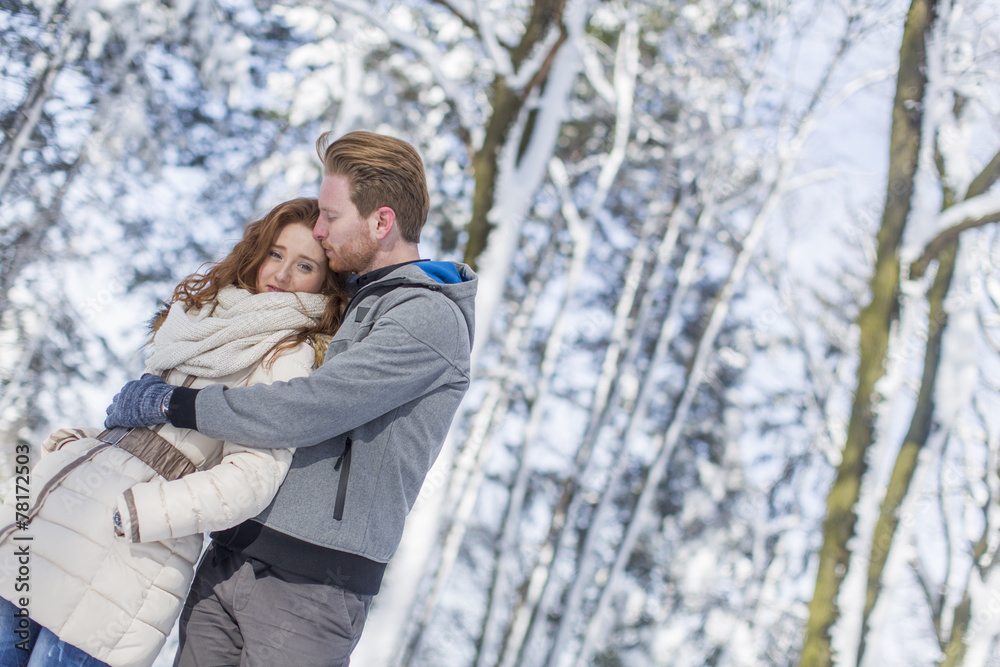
331,274,446,520
333,436,353,521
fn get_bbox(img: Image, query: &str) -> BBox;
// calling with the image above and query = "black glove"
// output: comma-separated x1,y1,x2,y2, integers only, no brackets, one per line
104,373,175,429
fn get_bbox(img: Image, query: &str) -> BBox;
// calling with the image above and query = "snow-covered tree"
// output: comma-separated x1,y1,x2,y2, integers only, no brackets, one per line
3,2,999,666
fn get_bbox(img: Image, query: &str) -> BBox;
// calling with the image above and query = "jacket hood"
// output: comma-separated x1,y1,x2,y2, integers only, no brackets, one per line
367,261,478,347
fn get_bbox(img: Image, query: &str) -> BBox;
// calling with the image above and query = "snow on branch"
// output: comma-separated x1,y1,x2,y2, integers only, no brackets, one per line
781,167,843,193
505,23,565,91
910,192,1000,279
936,187,1000,231
326,0,478,132
548,158,586,242
429,0,479,35
588,17,638,217
580,34,616,104
0,30,81,196
473,0,514,77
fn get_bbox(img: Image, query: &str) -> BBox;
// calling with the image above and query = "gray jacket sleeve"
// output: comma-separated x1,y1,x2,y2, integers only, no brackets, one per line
192,294,470,449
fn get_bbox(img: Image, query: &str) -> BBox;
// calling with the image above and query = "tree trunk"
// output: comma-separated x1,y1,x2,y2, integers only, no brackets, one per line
0,6,77,195
858,239,955,662
799,1,938,664
463,0,568,269
858,134,1000,661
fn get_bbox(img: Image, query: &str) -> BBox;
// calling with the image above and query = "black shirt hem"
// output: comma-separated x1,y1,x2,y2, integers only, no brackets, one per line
211,521,386,596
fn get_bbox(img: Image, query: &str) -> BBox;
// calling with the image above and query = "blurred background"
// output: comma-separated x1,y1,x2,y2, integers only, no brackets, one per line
2,0,1000,665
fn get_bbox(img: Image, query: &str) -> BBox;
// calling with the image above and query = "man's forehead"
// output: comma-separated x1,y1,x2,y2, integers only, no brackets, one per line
319,174,351,202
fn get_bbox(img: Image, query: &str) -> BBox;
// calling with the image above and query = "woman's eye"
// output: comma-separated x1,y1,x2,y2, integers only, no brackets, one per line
298,263,314,272
269,250,282,259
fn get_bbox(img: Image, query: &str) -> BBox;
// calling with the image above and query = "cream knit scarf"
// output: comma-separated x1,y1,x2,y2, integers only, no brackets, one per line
145,285,329,378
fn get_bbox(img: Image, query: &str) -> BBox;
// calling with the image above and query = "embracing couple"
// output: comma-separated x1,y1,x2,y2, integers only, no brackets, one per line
0,131,477,667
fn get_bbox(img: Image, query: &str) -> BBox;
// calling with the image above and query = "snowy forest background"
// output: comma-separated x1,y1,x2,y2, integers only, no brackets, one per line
3,0,1000,665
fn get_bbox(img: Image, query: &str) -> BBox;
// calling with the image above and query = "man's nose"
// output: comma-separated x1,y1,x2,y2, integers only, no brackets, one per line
313,215,326,240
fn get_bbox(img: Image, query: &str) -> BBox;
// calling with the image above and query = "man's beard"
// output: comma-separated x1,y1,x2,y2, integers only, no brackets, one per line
327,232,379,274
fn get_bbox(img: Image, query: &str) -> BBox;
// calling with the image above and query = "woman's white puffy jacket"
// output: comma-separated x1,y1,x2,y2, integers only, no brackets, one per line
0,343,314,667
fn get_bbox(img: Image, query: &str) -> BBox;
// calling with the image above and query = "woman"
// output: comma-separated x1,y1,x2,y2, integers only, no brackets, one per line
0,198,345,667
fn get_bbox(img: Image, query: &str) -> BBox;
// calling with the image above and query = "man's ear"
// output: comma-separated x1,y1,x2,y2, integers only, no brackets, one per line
372,206,397,240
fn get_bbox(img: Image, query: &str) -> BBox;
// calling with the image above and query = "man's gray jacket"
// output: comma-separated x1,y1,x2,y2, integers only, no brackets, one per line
187,261,476,595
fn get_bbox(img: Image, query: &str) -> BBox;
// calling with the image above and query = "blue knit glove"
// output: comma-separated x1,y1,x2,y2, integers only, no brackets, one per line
104,373,175,429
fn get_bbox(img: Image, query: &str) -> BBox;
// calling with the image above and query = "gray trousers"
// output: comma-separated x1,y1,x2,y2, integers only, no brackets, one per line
173,543,372,667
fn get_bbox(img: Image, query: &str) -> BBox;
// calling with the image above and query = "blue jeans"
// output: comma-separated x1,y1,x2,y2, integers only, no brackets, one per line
0,597,108,667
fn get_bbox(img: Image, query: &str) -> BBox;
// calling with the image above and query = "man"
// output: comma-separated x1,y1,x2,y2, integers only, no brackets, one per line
104,130,477,666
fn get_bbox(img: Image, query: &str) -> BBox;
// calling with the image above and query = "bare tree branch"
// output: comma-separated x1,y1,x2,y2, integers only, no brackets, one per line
966,148,1000,201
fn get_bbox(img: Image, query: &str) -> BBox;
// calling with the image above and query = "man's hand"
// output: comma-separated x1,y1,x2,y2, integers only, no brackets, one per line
104,373,176,429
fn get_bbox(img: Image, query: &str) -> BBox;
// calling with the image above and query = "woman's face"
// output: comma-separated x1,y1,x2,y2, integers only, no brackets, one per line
255,222,329,294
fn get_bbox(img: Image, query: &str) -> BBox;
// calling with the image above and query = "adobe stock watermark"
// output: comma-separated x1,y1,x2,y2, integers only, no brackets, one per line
78,275,127,324
1,443,34,656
